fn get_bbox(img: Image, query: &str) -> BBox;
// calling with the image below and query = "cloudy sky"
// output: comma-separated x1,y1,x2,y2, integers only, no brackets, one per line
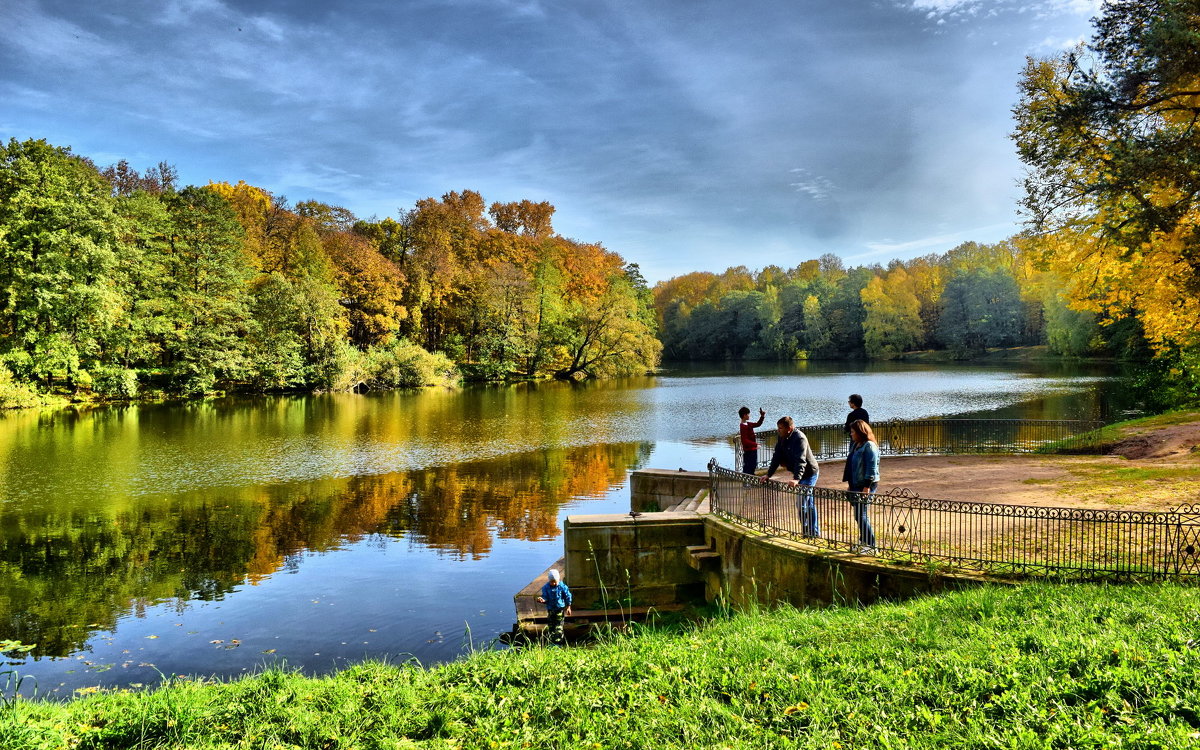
1,0,1100,282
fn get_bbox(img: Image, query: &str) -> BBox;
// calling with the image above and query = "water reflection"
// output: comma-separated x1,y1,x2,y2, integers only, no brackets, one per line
0,441,650,658
0,362,1135,690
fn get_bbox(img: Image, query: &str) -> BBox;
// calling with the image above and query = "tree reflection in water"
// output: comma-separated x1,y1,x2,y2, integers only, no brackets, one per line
0,441,650,657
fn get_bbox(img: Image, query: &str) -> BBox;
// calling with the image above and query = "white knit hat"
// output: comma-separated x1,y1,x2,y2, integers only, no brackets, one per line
548,568,561,582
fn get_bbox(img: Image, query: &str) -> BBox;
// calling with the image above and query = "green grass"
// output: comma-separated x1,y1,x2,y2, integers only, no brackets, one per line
5,585,1200,748
1036,409,1200,454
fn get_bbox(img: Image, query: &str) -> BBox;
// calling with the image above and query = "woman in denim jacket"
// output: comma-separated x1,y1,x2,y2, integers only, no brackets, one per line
846,419,879,552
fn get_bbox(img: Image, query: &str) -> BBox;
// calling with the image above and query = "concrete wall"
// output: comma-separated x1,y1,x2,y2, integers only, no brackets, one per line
564,512,706,611
558,470,996,616
700,515,994,608
629,469,710,513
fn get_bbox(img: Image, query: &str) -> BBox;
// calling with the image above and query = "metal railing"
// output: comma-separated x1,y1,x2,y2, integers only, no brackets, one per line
734,419,1108,469
715,417,1200,581
707,461,1200,581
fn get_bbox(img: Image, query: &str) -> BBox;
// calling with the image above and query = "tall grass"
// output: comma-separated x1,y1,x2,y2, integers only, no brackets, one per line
5,584,1200,748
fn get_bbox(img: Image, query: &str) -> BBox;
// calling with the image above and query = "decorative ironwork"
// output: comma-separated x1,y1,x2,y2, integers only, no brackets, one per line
707,457,1200,582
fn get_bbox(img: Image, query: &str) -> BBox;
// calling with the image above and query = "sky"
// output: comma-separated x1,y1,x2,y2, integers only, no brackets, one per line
0,0,1101,283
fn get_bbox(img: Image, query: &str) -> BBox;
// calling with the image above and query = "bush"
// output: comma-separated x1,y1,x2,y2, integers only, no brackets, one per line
323,342,368,392
92,365,139,399
0,362,52,409
365,339,459,389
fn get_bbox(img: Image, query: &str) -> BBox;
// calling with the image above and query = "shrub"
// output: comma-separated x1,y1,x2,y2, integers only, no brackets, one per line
0,362,51,409
92,365,139,399
365,339,459,389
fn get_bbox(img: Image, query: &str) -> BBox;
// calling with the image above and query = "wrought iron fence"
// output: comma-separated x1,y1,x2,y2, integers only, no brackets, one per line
734,418,1108,470
707,461,1200,581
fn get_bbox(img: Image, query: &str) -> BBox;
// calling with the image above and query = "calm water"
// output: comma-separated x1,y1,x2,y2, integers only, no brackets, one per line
0,361,1133,696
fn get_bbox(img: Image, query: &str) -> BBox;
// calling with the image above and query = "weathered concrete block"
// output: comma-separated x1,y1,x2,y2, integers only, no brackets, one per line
630,470,710,513
564,522,638,553
628,518,707,549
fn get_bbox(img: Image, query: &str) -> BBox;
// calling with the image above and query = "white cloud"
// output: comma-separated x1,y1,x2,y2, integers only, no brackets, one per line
854,222,1015,259
1034,35,1087,52
900,0,1100,21
789,168,837,202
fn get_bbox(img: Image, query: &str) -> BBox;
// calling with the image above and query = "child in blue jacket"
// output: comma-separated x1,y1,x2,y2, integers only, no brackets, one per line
537,568,573,644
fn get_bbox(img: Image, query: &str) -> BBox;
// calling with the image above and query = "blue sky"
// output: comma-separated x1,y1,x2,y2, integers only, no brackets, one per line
1,0,1098,283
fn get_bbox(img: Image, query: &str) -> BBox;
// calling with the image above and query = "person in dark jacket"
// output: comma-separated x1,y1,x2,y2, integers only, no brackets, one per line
844,394,869,434
764,416,820,537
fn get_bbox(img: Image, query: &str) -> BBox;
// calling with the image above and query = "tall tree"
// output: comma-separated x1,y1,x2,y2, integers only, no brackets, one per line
160,186,256,394
937,268,1024,356
861,269,923,359
1013,0,1200,356
0,138,122,387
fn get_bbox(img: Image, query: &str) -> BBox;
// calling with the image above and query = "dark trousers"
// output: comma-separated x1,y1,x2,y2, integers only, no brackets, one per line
741,448,758,474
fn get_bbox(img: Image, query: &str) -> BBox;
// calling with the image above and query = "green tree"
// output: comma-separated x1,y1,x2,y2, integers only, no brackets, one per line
0,138,123,388
825,267,872,358
161,186,256,394
937,268,1024,356
553,277,662,379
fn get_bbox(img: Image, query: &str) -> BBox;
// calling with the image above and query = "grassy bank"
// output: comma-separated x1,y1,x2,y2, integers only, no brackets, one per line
895,345,1071,364
1037,408,1200,455
5,584,1200,748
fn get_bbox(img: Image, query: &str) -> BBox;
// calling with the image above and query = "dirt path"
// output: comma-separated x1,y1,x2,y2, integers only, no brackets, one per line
814,419,1200,512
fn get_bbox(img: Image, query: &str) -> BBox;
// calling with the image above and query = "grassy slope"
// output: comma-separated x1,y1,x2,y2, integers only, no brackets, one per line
5,584,1200,749
1039,408,1200,455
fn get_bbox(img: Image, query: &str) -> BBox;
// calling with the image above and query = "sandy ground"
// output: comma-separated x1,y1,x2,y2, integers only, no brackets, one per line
811,420,1200,513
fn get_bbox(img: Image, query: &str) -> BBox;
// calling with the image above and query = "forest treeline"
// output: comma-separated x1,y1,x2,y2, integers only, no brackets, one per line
651,239,1145,363
0,139,661,405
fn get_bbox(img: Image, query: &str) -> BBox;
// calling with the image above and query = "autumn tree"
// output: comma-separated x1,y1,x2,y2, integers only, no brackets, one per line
860,269,923,359
1013,0,1200,370
553,276,663,380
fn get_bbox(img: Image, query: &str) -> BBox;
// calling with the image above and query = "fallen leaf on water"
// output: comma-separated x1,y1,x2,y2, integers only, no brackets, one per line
209,640,224,645
145,635,158,640
262,649,276,654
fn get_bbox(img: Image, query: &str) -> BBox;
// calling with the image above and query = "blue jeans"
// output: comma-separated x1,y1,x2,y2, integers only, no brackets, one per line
742,448,758,474
797,473,819,536
849,482,877,547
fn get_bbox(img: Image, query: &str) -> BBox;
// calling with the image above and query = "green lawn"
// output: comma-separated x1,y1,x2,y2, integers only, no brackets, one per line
5,584,1200,748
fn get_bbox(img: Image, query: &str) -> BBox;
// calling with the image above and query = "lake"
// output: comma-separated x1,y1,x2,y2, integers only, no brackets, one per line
0,360,1134,697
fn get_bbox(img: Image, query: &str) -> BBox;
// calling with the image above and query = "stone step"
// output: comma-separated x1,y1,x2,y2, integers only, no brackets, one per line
664,488,709,513
685,543,720,571
681,488,708,512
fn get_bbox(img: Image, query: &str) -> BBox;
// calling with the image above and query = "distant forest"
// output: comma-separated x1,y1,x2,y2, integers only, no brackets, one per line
651,240,1144,363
